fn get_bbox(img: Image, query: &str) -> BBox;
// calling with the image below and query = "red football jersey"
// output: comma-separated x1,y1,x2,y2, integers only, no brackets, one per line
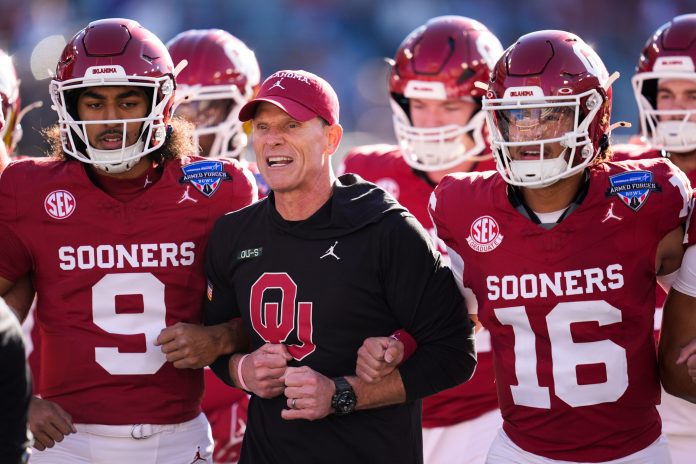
341,144,499,426
0,156,255,425
430,159,690,461
20,305,42,394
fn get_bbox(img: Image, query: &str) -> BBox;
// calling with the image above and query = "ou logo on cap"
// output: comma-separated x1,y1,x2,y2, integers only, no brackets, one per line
45,190,76,219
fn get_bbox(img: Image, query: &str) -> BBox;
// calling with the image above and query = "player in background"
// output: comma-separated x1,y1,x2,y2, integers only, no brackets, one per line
626,14,696,185
168,29,268,198
430,30,688,463
164,28,262,464
0,18,256,463
341,16,503,464
611,15,696,464
0,47,47,397
0,48,44,164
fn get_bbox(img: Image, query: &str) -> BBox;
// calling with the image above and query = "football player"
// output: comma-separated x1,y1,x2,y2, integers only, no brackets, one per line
430,30,688,463
612,14,696,464
0,47,47,403
0,49,21,170
629,14,696,184
167,29,259,160
0,18,256,463
167,29,269,198
340,16,503,464
0,48,44,163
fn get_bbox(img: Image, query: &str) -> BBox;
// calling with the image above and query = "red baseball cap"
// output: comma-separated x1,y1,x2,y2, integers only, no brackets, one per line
238,69,339,125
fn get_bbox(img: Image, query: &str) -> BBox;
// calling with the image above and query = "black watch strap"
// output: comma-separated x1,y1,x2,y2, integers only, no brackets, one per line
331,376,356,415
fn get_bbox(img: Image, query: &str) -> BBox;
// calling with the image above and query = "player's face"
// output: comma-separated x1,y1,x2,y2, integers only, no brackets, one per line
176,99,232,154
499,106,574,160
410,98,477,149
252,102,339,194
410,98,477,127
76,86,149,150
656,78,696,122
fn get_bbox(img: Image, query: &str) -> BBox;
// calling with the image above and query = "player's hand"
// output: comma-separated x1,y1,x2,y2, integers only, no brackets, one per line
676,338,696,383
281,366,335,421
356,336,404,383
241,343,292,398
155,322,226,369
29,397,76,451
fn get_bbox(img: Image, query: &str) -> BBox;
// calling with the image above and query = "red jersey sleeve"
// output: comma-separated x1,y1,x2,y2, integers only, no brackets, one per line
0,161,33,281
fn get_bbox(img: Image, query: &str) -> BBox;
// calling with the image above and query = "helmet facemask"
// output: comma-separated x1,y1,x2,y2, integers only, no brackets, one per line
632,72,696,153
50,68,175,174
173,83,250,158
484,89,604,188
391,95,488,172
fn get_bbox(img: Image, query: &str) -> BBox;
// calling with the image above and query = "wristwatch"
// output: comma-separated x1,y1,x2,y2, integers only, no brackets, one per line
331,377,357,415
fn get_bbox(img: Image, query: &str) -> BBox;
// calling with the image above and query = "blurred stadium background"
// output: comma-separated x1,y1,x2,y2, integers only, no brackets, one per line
1,0,695,163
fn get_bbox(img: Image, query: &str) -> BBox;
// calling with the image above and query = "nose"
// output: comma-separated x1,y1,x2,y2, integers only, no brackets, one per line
102,102,122,126
258,125,284,148
418,108,445,128
666,98,690,121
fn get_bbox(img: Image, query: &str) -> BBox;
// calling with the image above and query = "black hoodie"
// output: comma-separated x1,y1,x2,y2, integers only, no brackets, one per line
205,174,475,464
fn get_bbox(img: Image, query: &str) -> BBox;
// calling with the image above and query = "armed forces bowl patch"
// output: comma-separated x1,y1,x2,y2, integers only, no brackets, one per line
606,170,661,212
467,215,503,252
180,160,231,198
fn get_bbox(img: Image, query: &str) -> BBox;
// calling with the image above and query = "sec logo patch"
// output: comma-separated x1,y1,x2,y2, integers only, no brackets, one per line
45,190,76,219
466,215,503,252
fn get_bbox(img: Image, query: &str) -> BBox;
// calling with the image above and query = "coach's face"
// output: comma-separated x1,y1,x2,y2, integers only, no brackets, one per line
252,102,342,195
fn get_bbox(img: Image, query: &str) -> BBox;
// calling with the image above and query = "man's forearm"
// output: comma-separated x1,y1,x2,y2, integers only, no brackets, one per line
213,319,250,355
348,369,406,410
2,276,34,322
659,289,696,403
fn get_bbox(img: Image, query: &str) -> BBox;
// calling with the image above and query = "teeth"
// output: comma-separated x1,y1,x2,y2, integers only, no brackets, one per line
267,156,292,166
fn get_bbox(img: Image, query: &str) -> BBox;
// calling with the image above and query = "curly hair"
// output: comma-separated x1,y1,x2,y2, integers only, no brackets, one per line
43,117,197,164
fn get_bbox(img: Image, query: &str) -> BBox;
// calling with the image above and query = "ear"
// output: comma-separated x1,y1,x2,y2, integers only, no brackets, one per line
324,123,343,156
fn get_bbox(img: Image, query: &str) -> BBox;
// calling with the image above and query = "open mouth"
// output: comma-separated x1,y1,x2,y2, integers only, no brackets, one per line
97,132,124,150
267,156,293,167
512,146,559,161
514,147,544,160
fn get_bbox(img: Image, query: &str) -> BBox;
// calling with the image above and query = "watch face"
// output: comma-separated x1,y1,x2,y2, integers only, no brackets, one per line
336,391,356,414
